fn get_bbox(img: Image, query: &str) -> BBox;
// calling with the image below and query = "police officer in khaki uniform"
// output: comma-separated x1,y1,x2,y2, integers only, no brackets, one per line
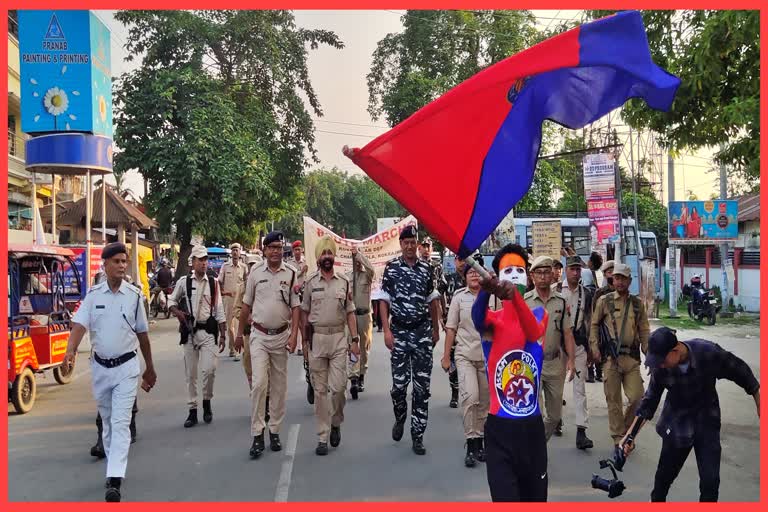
219,243,249,361
236,231,299,459
346,245,375,399
300,235,360,456
589,262,650,444
168,245,226,428
237,253,264,389
524,256,576,441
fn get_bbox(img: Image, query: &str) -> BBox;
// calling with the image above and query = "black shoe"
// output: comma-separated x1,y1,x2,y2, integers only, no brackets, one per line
412,437,426,455
270,432,282,452
330,426,341,447
350,379,359,400
105,477,122,502
184,409,198,428
475,437,486,462
307,383,315,405
358,375,365,392
315,442,328,456
90,438,106,459
464,439,477,467
250,433,265,459
449,388,459,408
586,366,596,383
202,400,213,423
576,427,594,450
392,420,405,442
554,419,563,437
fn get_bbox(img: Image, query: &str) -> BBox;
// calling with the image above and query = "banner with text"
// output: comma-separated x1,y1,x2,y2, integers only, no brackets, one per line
583,153,616,201
531,220,562,260
303,215,418,297
587,199,620,244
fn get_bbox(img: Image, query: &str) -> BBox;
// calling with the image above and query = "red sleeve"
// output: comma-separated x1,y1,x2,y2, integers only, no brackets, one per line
511,289,547,341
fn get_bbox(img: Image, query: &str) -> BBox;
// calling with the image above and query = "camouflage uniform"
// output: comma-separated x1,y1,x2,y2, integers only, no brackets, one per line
382,256,440,440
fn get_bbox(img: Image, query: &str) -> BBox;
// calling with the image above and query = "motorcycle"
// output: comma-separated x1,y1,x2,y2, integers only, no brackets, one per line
148,273,173,319
682,275,720,325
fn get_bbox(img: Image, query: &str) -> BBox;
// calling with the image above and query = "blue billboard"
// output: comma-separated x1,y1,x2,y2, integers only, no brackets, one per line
668,200,738,243
18,10,112,136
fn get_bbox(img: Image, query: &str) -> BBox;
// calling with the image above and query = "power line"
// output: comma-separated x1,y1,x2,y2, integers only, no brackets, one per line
315,129,377,139
313,118,389,129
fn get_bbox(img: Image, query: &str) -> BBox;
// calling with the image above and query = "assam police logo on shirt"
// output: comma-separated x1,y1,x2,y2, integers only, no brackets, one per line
495,349,539,417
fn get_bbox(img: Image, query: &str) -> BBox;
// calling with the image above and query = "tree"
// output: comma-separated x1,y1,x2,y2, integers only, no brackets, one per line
113,10,343,274
367,9,539,126
586,10,759,186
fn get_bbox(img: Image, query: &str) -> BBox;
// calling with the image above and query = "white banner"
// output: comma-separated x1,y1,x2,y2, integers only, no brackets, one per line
302,215,418,296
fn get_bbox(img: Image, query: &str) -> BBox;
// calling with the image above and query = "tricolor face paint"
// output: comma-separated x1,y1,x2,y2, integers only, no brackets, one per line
499,265,528,295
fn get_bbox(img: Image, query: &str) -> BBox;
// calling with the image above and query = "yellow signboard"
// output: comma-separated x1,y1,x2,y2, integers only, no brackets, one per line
531,220,562,261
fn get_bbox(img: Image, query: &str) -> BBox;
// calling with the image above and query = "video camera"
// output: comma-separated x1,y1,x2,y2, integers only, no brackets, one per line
591,445,627,498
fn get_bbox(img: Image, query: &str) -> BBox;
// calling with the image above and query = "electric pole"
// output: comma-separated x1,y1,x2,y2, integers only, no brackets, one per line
719,145,730,312
668,152,678,317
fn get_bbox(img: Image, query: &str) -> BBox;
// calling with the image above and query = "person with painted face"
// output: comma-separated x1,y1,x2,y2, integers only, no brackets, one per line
441,253,489,468
300,235,360,455
621,327,759,502
471,244,550,501
380,225,442,455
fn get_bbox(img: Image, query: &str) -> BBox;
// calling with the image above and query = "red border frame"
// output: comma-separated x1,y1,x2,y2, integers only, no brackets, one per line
2,1,765,509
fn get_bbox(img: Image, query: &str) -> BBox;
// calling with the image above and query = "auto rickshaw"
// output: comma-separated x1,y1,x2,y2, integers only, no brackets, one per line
8,244,82,413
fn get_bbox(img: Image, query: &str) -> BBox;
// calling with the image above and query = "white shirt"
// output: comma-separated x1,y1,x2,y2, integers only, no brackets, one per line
72,280,148,358
168,273,226,324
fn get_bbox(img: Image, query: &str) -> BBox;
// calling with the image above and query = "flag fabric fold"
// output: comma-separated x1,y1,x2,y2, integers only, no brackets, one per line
344,10,681,258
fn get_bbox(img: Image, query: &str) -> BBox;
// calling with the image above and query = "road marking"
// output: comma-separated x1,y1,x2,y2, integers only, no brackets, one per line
274,423,300,502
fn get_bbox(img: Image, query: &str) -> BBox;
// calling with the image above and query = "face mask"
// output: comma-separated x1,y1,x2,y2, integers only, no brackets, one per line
499,265,528,295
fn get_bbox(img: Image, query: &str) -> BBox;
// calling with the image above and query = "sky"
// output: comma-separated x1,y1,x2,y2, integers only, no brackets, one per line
96,9,721,206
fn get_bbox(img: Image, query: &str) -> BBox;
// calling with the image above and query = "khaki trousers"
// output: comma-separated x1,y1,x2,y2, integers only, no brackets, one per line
572,345,589,428
222,295,239,352
242,336,252,381
309,331,348,442
539,353,566,441
249,330,288,435
603,354,644,442
183,331,218,408
348,313,372,378
455,354,489,439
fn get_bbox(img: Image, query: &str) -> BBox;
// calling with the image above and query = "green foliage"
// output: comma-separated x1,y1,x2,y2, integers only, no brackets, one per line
368,9,539,126
112,10,343,272
586,10,760,186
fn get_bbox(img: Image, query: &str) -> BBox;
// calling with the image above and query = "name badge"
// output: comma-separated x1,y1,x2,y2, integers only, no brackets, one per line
96,305,105,309
312,287,324,292
258,279,268,284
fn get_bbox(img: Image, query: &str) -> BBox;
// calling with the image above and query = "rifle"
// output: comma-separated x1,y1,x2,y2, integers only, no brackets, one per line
177,291,195,345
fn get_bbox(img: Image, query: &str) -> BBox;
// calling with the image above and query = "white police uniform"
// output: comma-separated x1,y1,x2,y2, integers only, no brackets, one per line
72,279,148,479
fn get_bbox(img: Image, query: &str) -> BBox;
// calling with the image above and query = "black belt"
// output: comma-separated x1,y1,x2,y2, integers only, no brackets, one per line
252,322,289,336
355,308,370,315
94,351,137,368
391,317,429,330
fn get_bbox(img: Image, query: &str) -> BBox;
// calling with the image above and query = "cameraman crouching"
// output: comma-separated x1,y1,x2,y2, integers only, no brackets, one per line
620,327,760,502
169,245,226,429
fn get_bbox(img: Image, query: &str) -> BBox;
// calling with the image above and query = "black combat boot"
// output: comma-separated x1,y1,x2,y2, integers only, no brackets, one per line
91,414,106,458
350,378,359,400
586,365,596,383
358,374,365,392
105,477,122,502
392,421,405,442
595,363,603,382
315,442,329,456
202,400,213,423
250,431,265,459
330,426,341,447
412,436,426,455
270,432,282,452
449,388,459,408
464,439,477,468
475,437,486,462
184,408,198,428
576,427,594,450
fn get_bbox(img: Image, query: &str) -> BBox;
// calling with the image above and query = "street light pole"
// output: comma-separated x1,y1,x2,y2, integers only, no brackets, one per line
668,153,678,317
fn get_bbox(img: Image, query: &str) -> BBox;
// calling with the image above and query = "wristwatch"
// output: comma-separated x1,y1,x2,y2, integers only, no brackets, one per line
351,335,360,343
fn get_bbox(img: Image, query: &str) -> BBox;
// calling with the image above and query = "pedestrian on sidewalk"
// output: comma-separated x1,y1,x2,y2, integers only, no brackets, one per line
64,242,157,502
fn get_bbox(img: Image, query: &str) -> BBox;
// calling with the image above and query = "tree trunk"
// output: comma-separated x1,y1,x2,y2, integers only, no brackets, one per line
175,222,193,278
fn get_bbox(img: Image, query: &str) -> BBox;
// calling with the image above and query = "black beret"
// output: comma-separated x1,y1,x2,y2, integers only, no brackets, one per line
400,225,418,240
102,242,128,260
263,231,284,247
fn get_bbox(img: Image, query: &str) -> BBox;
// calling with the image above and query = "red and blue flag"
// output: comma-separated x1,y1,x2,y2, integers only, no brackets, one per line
344,11,681,257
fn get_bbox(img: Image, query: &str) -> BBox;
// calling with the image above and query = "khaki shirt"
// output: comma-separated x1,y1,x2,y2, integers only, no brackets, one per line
168,273,225,324
242,262,299,330
524,288,573,359
287,256,308,288
301,271,355,327
445,287,482,361
345,251,375,313
589,291,650,356
561,282,588,333
218,260,248,297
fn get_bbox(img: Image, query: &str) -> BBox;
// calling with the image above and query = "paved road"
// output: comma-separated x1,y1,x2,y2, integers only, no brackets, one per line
8,317,760,502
